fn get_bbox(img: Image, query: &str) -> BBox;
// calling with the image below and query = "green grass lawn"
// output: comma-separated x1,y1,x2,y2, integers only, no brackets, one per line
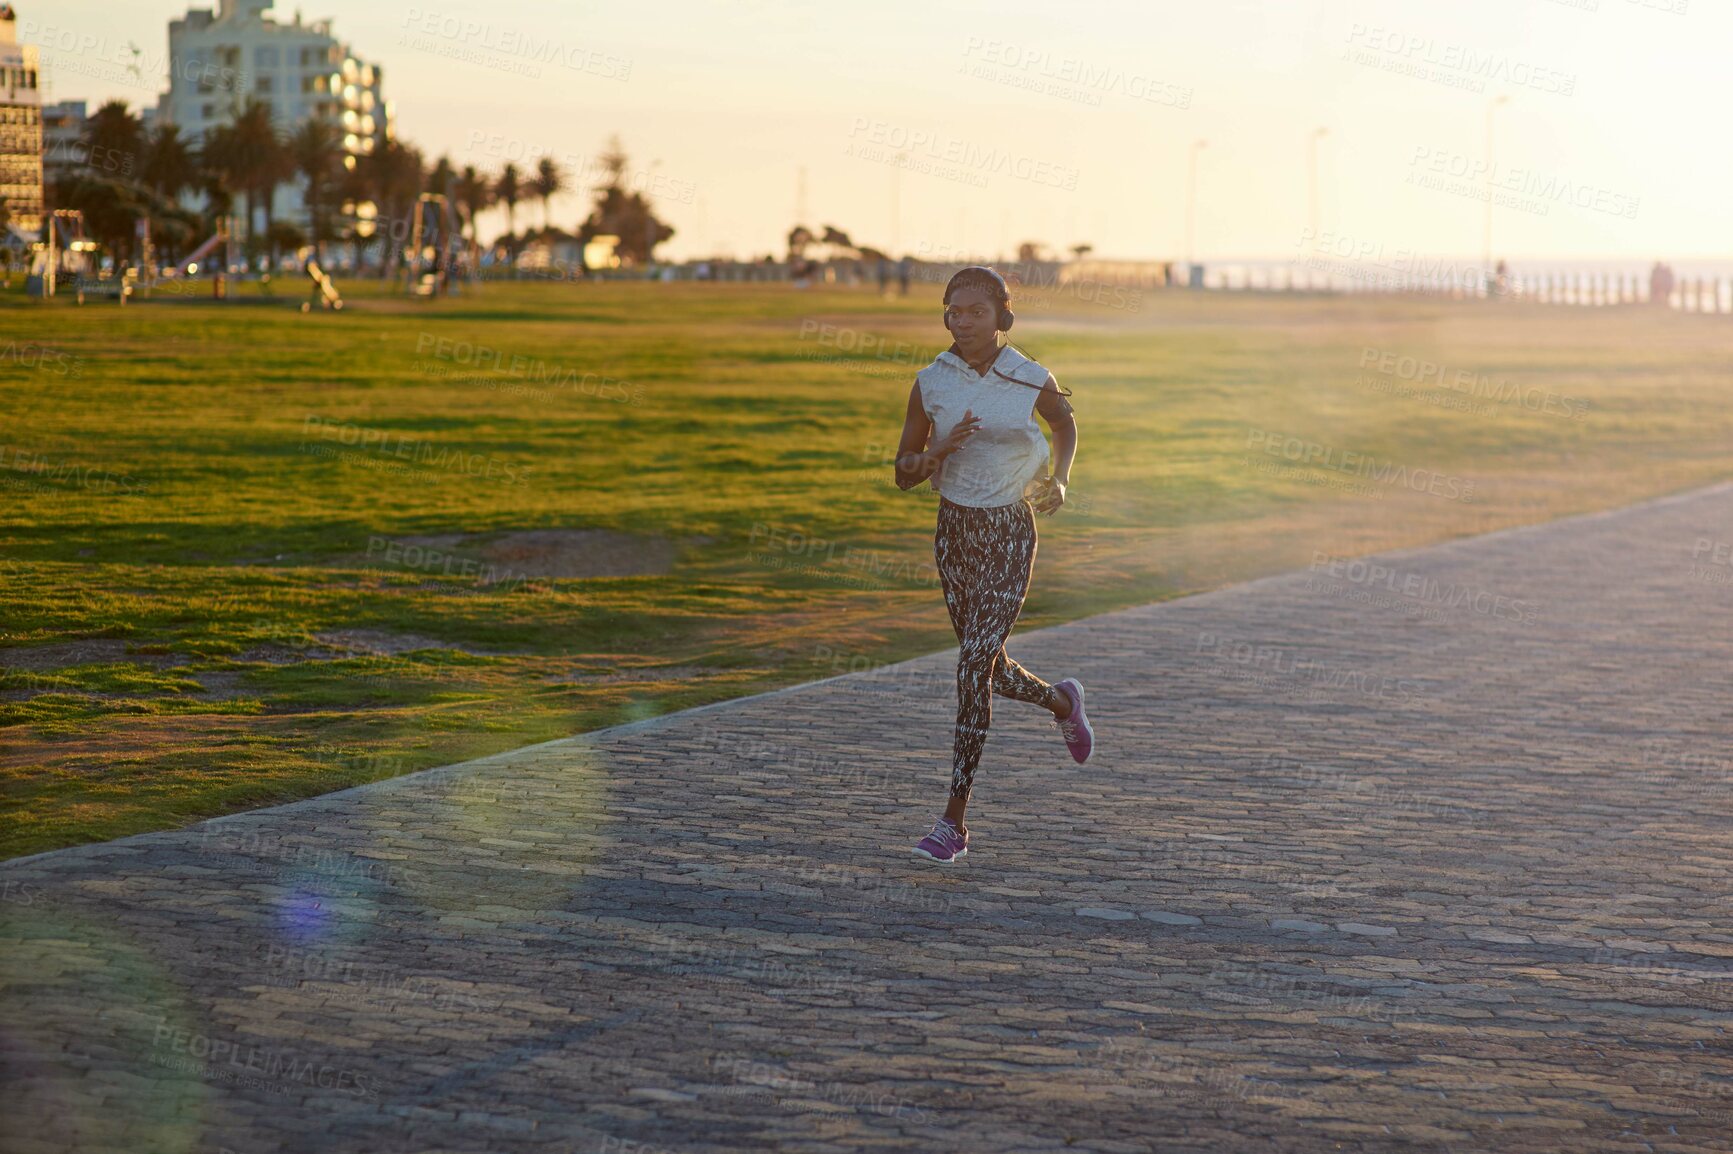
2,277,1727,858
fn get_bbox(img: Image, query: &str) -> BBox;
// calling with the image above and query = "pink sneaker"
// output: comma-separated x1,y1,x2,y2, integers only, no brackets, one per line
1053,679,1093,763
912,817,969,863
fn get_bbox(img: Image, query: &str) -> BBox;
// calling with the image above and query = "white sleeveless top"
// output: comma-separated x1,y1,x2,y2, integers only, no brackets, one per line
916,344,1052,508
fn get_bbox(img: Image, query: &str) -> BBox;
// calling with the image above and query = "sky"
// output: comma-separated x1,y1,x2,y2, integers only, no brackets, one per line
26,0,1730,263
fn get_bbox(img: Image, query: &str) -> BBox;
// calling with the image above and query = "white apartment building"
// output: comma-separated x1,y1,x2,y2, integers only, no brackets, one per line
0,3,43,239
158,0,392,233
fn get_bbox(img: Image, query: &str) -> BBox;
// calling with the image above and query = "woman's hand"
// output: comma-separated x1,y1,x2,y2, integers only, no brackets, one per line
1030,475,1067,515
895,389,981,490
928,410,984,460
929,409,981,458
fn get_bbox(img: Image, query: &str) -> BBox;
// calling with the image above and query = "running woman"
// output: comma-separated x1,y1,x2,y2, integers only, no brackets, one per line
895,266,1094,864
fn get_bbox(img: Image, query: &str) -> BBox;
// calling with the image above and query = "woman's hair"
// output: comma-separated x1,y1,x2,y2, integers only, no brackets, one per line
942,265,1012,310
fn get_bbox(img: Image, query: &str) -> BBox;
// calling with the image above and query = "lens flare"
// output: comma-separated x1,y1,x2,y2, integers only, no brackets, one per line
368,740,615,917
0,907,207,1153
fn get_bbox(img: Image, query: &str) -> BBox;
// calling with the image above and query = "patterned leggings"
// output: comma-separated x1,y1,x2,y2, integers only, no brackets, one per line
934,497,1065,801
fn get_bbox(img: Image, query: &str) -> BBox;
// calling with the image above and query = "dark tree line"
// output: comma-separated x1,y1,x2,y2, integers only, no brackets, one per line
44,102,674,273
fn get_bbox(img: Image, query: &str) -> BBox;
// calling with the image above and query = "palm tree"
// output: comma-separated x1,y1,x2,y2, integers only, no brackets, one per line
199,127,240,213
55,175,156,267
531,156,564,231
66,103,208,270
206,101,291,255
357,138,423,278
426,154,456,201
265,220,307,267
454,164,492,243
81,100,146,176
494,162,521,259
288,118,341,254
147,204,201,266
238,102,292,241
575,139,674,267
134,124,199,264
141,124,197,202
198,165,235,232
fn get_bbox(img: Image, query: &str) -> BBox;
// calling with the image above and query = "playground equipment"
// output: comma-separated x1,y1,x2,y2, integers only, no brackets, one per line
25,210,101,301
404,193,466,297
174,216,241,298
298,246,344,311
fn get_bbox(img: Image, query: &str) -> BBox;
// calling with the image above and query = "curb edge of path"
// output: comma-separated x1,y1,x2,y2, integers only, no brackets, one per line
6,477,1730,871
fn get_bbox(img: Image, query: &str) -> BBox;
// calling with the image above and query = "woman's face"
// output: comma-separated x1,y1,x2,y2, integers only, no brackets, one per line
944,285,1000,351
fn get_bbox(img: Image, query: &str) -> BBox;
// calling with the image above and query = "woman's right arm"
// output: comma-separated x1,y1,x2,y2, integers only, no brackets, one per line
894,383,978,491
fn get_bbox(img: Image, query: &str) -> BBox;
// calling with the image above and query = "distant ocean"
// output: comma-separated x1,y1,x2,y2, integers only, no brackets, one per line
1187,257,1733,294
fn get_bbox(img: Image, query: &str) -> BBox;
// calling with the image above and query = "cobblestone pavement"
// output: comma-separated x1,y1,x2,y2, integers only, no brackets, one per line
5,484,1733,1154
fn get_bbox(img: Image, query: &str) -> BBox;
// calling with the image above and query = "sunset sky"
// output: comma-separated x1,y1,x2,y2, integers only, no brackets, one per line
33,0,1729,262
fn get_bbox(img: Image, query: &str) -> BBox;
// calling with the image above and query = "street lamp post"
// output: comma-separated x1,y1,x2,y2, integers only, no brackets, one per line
1484,95,1510,291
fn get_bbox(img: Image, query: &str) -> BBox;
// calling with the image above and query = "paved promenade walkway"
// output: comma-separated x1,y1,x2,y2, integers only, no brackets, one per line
5,484,1733,1154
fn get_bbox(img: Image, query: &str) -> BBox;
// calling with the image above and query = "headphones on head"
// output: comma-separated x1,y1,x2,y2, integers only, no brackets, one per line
938,265,1073,397
943,265,1015,332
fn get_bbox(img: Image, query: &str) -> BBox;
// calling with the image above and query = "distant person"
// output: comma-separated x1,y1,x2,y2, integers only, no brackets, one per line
877,258,890,295
1649,260,1675,307
897,256,911,296
1493,259,1509,299
893,265,1092,864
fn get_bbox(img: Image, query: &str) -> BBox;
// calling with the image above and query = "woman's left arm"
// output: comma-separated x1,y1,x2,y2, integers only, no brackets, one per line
1033,374,1076,513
